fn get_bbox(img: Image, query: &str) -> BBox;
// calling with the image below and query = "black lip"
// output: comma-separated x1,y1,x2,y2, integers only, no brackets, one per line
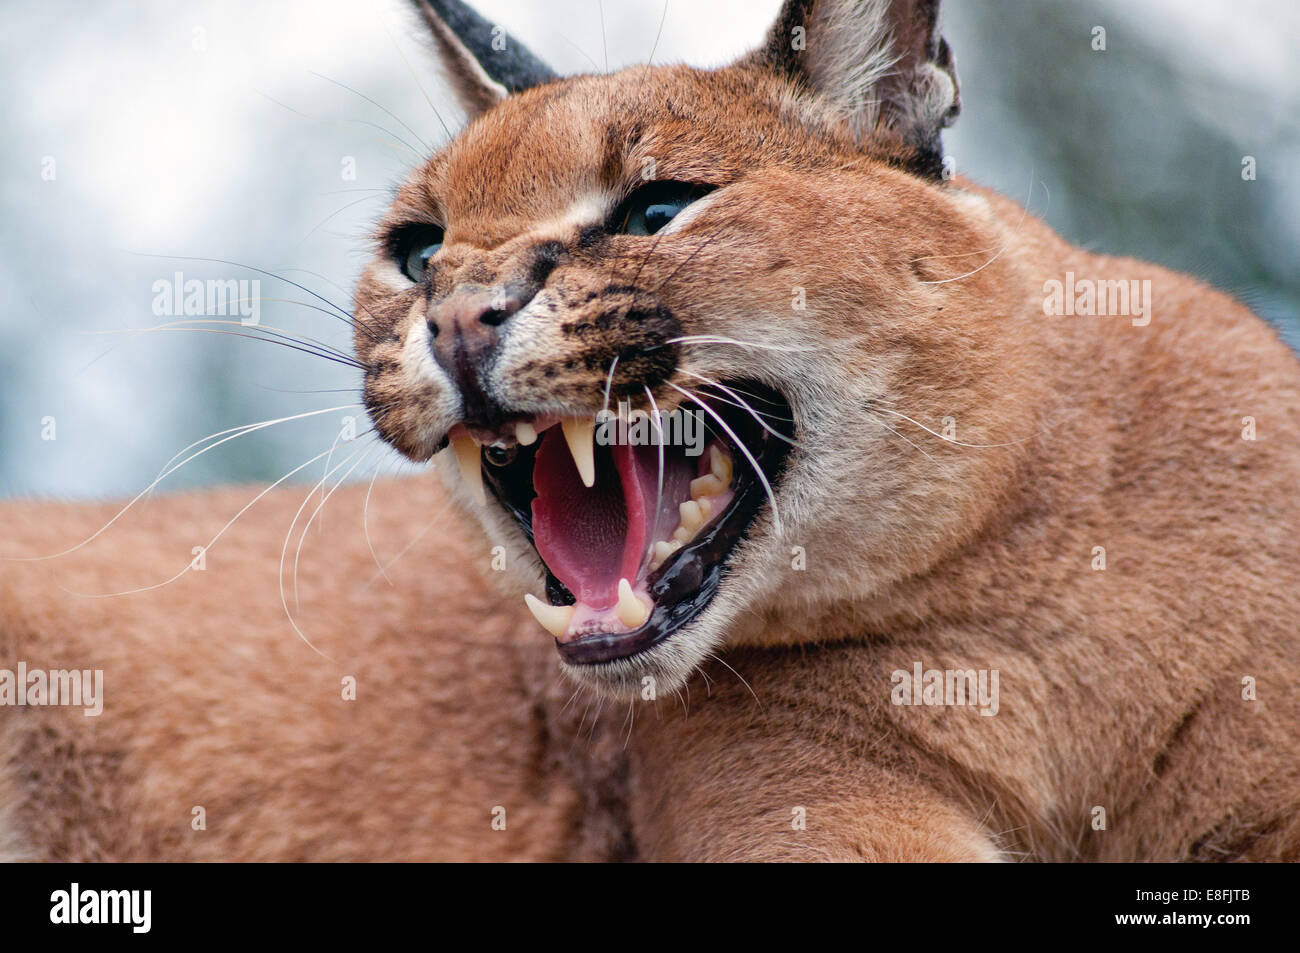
481,382,794,665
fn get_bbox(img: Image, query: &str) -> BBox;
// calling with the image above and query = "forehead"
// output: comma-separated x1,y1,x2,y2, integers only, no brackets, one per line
391,65,847,244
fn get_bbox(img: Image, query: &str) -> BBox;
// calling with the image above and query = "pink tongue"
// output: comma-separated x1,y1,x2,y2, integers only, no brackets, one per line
532,431,654,609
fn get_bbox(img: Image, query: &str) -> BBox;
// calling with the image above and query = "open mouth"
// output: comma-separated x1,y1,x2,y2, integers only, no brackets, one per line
448,382,794,664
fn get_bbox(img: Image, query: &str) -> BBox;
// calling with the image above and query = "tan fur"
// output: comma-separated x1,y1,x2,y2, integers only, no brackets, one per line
2,2,1298,861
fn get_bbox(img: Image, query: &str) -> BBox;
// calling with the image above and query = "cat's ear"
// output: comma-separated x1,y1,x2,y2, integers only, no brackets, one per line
744,0,960,177
412,0,558,118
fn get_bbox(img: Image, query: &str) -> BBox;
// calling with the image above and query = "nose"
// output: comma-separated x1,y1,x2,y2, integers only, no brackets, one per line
427,286,525,425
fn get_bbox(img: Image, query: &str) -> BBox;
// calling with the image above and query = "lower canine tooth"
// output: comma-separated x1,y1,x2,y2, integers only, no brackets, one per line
524,594,574,638
561,417,597,488
615,578,651,628
515,421,537,446
451,437,486,505
710,445,733,485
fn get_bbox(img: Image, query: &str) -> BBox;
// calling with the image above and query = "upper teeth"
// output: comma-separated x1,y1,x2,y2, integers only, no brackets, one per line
561,417,597,488
690,474,725,497
709,444,732,484
648,443,735,570
515,421,538,446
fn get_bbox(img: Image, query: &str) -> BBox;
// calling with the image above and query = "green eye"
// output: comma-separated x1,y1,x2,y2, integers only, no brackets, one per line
395,225,445,282
615,182,713,236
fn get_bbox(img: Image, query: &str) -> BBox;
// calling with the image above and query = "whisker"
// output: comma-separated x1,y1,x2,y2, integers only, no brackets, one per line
655,230,725,294
556,32,603,73
665,334,824,354
113,315,361,364
309,70,431,151
912,168,1038,285
601,355,620,414
598,0,608,74
622,697,636,749
284,437,377,635
294,192,391,248
9,404,361,562
362,470,455,586
57,442,346,605
127,252,384,343
647,0,670,64
706,651,762,708
362,454,395,584
253,87,423,161
668,381,782,535
868,404,1040,449
644,385,665,524
376,12,452,140
276,438,377,657
677,370,803,448
151,402,364,491
105,324,365,370
863,410,936,461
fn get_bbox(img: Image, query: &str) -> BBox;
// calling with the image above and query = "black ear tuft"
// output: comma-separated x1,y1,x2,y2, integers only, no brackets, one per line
413,0,559,117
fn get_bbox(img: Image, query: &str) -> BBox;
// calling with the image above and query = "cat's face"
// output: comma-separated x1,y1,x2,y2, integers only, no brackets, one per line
355,0,1023,697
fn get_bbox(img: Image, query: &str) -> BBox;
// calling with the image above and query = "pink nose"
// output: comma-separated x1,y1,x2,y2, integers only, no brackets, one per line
426,287,523,422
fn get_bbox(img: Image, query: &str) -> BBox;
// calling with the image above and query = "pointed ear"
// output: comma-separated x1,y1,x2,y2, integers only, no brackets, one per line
744,0,960,178
412,0,559,118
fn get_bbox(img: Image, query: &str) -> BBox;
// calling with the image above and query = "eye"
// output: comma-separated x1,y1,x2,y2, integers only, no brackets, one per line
614,181,713,236
393,224,445,282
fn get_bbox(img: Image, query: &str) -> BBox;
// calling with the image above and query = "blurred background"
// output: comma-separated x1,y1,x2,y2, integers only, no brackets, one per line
1,0,1296,499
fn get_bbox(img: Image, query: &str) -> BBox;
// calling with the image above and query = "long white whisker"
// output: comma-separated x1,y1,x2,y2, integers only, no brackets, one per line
601,355,620,414
863,410,936,461
152,404,359,486
644,385,665,521
105,319,365,367
706,651,762,708
281,440,375,655
9,404,361,562
869,405,1038,449
913,167,1037,285
677,369,802,448
362,468,455,587
99,324,365,370
57,443,344,606
666,334,823,353
140,308,365,357
290,437,377,613
362,456,393,583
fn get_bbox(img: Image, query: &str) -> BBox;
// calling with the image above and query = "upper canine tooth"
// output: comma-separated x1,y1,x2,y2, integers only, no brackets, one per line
451,436,486,505
690,474,725,499
561,417,597,488
515,421,538,446
710,445,733,485
615,578,651,628
524,594,575,638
